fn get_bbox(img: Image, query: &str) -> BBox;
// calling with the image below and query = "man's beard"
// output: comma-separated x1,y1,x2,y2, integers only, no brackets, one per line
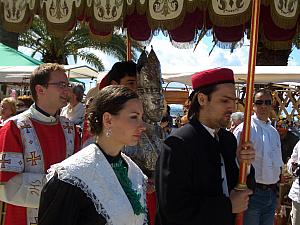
219,118,231,128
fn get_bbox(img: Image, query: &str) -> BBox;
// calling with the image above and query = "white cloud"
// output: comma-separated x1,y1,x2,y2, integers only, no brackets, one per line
143,36,251,73
73,35,252,73
17,36,300,92
19,35,299,73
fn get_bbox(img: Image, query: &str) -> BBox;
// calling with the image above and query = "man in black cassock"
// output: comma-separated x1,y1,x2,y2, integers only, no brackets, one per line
155,68,256,225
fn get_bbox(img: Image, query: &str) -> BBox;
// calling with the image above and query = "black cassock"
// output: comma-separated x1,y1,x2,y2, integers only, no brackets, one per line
155,118,255,225
38,173,107,225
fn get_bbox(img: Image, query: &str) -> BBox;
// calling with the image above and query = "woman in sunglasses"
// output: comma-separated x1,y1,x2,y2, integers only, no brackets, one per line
38,85,148,225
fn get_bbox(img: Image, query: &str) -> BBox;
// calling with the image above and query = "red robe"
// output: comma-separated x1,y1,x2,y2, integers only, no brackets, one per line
0,116,80,225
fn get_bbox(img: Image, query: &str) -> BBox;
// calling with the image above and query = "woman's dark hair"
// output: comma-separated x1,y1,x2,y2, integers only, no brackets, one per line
87,85,139,135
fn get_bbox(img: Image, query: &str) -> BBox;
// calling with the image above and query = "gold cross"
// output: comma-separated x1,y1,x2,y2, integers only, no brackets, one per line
0,154,11,168
63,122,73,134
26,151,41,166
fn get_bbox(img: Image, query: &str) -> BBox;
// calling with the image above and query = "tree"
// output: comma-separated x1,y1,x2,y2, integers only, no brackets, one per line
0,25,19,49
19,17,142,71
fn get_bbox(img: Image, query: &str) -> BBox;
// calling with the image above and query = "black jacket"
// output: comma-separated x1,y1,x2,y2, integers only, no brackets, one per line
155,118,255,225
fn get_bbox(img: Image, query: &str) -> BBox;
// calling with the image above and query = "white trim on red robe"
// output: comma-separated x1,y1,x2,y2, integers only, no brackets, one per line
0,105,78,225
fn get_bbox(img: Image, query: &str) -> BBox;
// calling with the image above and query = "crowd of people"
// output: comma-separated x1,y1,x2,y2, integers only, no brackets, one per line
0,61,300,225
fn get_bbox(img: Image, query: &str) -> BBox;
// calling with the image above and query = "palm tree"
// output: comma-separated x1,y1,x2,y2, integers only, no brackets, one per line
0,25,19,50
19,17,142,71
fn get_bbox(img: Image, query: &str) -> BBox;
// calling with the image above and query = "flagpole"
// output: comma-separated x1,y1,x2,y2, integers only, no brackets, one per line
235,1,261,224
126,33,132,61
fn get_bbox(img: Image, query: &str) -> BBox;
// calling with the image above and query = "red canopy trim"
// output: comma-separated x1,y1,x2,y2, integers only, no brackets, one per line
124,12,152,42
39,0,85,37
85,0,124,34
261,5,296,50
208,0,251,27
269,0,300,29
0,0,37,33
1,0,299,50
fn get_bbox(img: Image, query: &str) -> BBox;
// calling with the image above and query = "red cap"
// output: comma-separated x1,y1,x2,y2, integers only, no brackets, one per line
98,74,109,90
191,68,234,90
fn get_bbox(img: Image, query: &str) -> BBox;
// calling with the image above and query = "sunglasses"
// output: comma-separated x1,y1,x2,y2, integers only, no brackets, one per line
254,99,272,106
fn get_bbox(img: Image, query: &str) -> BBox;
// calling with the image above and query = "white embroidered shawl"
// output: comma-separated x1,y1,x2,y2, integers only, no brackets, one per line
47,144,148,225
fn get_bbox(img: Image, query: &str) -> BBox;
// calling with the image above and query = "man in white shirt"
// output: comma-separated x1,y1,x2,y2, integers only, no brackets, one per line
234,89,283,225
60,84,85,126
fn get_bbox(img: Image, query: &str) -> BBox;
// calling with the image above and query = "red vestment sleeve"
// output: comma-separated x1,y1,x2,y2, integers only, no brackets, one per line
0,121,23,182
74,126,81,153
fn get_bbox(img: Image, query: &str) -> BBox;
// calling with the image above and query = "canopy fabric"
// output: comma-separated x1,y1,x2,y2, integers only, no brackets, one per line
64,65,99,79
0,0,298,50
0,43,42,66
69,78,85,87
0,65,98,83
162,66,300,86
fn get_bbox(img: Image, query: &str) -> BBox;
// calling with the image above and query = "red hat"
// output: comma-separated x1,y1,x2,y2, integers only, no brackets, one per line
98,74,109,90
191,68,234,90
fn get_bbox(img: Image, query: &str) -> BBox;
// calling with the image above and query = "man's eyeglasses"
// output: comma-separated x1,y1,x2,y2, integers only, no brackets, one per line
254,99,272,106
46,82,73,89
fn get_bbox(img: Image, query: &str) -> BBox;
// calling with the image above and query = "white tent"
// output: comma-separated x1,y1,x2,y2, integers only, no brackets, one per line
7,65,297,87
0,65,98,83
162,66,300,86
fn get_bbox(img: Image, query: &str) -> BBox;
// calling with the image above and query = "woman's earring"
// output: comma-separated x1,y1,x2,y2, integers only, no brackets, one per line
106,128,112,137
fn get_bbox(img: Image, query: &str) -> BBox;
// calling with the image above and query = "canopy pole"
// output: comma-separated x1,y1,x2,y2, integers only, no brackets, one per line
126,33,132,61
235,1,261,225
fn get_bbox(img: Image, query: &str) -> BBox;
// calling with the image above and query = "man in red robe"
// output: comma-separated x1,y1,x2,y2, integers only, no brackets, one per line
0,63,80,225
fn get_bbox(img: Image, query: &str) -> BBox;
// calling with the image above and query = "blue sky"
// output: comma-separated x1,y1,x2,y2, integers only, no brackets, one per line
84,33,300,72
79,33,300,90
20,33,300,91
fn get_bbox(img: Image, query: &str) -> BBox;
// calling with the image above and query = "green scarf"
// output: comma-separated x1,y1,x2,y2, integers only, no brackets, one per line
111,158,145,215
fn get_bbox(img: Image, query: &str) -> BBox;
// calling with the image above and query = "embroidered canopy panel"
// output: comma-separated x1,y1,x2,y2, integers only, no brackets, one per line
0,0,299,50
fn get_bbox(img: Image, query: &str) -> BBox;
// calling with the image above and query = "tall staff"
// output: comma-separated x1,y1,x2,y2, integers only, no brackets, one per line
127,33,132,61
235,1,261,225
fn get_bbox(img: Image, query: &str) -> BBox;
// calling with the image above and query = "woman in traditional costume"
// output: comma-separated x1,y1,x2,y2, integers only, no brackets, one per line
38,85,148,225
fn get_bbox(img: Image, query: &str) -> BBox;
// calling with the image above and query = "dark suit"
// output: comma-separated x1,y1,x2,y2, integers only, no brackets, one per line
281,131,299,163
155,118,255,225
